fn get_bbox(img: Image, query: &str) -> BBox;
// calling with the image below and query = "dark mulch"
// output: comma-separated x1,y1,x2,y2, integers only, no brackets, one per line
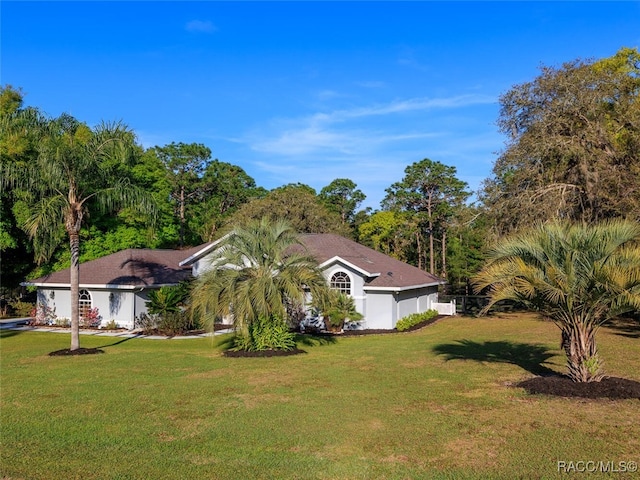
313,315,444,336
516,375,640,400
49,347,105,356
223,348,307,358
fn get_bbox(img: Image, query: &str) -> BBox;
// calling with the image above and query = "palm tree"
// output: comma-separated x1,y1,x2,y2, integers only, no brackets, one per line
2,112,156,351
473,221,640,382
312,289,363,332
190,217,327,349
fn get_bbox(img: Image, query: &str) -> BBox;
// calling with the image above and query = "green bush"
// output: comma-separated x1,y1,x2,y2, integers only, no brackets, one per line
55,317,71,328
158,311,200,336
103,319,119,330
146,283,190,316
9,300,35,318
396,309,438,332
233,315,296,352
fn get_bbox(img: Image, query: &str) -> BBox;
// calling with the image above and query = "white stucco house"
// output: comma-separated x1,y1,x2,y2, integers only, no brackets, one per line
24,233,449,330
24,245,205,329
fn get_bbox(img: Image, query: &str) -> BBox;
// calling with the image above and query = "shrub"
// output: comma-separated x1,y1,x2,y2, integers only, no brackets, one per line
29,304,56,325
103,319,119,330
81,307,101,328
11,300,36,318
135,313,157,335
146,283,190,316
157,311,200,336
233,315,296,352
396,309,438,332
55,317,71,327
134,311,200,336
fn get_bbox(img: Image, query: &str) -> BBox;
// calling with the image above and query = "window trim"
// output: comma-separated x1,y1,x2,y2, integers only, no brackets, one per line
329,270,352,295
79,289,92,319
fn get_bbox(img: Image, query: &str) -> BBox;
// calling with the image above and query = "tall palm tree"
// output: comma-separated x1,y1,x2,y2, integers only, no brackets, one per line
473,221,640,382
190,217,327,347
2,112,156,351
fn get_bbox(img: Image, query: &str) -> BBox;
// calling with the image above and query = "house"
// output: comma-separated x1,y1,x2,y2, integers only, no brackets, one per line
24,246,205,329
180,233,447,330
25,234,450,330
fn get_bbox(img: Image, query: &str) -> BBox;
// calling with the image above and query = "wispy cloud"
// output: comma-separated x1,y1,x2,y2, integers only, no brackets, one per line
240,93,498,208
185,20,217,34
250,94,495,156
310,95,495,124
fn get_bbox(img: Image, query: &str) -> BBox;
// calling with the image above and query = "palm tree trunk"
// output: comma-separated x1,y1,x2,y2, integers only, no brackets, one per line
69,232,81,351
561,322,602,382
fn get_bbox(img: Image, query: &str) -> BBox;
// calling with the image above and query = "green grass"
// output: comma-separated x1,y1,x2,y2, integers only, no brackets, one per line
1,313,639,479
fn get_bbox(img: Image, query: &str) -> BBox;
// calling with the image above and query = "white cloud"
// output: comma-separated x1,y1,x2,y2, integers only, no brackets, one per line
240,93,498,208
249,94,494,156
185,20,217,33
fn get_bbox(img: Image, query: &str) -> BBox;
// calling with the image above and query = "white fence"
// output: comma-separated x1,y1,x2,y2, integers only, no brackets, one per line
431,300,456,316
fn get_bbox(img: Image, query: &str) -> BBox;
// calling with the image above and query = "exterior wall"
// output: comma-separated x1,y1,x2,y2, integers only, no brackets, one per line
362,285,439,329
394,286,440,328
364,291,395,329
321,262,367,314
36,287,139,329
134,291,151,327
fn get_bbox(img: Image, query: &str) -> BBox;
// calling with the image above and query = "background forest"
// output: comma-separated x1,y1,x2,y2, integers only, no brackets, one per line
2,47,639,306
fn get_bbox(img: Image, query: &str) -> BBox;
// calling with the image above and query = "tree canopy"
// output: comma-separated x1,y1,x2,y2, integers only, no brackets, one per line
222,184,350,237
482,47,640,235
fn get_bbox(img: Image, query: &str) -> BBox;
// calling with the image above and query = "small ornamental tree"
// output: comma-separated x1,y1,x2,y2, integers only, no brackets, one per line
474,220,640,383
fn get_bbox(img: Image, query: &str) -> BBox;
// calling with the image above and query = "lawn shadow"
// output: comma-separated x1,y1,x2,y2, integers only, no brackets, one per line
603,317,640,339
294,333,338,347
432,340,559,376
95,335,141,349
0,329,25,339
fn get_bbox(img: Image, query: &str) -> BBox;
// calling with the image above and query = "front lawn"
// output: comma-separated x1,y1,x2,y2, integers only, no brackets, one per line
1,313,639,479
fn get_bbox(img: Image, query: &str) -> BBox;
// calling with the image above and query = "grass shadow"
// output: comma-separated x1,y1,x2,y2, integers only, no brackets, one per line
0,329,25,339
432,340,559,376
294,333,338,347
95,335,141,349
604,317,640,339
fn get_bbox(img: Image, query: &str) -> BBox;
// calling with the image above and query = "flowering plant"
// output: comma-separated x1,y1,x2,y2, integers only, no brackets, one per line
81,307,102,328
29,304,57,325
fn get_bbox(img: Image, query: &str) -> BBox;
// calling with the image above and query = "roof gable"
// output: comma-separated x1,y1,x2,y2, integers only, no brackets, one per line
300,234,444,289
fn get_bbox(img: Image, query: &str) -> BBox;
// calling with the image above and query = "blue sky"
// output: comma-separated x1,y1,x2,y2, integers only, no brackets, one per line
2,2,639,209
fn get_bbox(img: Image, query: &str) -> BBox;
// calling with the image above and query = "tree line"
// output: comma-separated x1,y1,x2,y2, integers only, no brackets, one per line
2,47,639,300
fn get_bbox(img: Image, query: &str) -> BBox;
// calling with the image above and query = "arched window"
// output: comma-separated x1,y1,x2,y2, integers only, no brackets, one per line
79,289,92,319
330,271,351,295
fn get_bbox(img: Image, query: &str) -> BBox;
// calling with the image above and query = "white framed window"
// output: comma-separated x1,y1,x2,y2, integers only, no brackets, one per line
330,271,351,295
79,289,92,319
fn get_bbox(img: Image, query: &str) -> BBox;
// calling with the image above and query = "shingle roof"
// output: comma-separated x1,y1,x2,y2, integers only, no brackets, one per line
27,235,443,291
27,244,206,288
300,233,444,289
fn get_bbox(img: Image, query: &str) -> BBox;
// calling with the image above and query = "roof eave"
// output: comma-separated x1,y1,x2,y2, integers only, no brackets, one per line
363,281,444,292
318,256,380,278
21,282,180,290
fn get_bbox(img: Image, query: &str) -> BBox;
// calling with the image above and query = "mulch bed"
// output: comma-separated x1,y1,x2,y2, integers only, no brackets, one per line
342,315,443,335
49,347,105,356
516,375,640,400
222,348,307,358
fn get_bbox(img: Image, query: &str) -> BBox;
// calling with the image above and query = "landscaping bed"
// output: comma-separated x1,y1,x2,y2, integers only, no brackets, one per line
516,375,640,400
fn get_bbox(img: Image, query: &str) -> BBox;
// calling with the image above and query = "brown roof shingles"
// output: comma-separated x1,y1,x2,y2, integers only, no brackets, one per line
28,235,443,291
300,233,443,289
28,244,206,288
